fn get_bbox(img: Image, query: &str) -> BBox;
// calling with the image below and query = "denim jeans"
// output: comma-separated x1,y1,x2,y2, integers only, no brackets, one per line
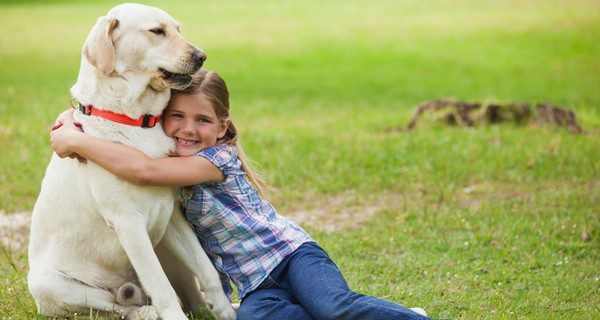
237,242,432,320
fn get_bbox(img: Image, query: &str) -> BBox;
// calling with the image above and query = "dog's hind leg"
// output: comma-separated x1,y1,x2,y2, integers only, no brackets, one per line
117,282,148,307
116,283,160,320
28,268,134,318
159,206,237,320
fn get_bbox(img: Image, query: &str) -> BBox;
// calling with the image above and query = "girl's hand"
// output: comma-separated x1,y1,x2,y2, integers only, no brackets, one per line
54,109,76,127
50,121,87,163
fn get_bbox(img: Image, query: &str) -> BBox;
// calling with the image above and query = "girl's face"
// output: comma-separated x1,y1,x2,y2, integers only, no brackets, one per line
163,93,230,156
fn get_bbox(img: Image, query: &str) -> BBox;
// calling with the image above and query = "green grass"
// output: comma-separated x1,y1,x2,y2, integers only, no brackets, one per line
1,0,599,319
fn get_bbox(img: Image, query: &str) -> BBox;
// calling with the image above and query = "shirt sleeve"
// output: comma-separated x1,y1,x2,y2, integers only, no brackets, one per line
196,145,241,177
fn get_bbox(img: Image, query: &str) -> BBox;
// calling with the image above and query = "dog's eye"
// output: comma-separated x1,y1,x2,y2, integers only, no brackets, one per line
149,28,165,36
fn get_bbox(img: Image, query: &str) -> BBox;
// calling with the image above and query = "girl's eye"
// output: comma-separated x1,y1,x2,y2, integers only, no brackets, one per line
171,114,183,119
149,28,165,35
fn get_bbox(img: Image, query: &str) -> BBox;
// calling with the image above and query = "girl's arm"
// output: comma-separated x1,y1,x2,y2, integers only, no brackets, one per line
50,121,224,186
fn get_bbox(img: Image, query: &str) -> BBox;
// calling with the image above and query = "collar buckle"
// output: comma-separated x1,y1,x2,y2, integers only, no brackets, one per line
78,103,92,115
141,114,159,128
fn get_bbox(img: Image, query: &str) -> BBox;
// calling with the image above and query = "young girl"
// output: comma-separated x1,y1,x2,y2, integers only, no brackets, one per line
50,69,434,320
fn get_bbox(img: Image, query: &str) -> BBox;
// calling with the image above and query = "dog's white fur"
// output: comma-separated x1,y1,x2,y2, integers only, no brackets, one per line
27,4,235,320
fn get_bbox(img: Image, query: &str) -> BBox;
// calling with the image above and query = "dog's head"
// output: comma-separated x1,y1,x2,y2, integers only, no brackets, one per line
83,3,205,90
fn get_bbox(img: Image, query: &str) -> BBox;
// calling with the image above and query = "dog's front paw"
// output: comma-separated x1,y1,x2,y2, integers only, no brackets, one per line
212,303,237,320
127,305,159,320
158,307,189,320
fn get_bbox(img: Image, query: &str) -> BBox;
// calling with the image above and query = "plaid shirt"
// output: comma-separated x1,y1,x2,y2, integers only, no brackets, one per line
181,144,312,299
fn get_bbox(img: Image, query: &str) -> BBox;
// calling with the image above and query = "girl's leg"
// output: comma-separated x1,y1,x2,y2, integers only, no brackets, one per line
278,242,430,320
237,287,314,320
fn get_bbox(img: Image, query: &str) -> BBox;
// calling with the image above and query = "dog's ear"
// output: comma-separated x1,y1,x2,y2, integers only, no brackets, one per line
83,16,119,75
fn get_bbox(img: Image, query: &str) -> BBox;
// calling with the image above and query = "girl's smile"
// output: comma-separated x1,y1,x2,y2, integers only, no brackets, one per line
163,92,229,156
175,137,199,145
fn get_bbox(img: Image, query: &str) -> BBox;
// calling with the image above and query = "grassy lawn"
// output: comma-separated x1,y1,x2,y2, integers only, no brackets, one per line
1,0,598,319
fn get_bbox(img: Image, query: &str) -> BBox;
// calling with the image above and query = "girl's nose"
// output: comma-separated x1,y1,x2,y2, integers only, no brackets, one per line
182,120,195,134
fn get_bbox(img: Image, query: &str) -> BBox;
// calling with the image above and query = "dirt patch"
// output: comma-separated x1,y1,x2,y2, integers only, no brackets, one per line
284,192,407,233
0,212,31,256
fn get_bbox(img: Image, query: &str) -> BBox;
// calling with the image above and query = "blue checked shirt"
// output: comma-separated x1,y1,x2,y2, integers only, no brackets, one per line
181,144,313,299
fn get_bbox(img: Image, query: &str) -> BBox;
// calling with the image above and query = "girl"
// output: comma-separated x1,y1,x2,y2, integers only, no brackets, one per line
50,69,434,320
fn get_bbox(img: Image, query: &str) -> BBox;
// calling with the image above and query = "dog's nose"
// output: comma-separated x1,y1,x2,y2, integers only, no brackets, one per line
192,50,207,69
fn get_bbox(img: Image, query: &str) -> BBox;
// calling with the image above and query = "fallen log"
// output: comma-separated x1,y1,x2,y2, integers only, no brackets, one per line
406,99,583,134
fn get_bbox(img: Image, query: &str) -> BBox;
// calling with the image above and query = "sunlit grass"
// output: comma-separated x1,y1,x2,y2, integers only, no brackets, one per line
0,0,598,319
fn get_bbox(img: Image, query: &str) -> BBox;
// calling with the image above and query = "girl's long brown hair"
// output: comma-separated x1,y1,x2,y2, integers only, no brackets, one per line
172,69,268,198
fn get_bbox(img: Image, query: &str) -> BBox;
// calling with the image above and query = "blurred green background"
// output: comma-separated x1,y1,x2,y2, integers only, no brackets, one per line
0,1,598,319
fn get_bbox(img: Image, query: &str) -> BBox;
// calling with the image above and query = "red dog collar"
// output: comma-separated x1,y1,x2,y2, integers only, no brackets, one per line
78,103,161,128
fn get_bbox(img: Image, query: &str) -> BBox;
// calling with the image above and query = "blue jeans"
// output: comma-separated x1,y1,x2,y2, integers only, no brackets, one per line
237,242,433,320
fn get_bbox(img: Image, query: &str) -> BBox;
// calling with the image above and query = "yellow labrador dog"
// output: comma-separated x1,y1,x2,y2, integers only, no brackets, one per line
28,4,236,320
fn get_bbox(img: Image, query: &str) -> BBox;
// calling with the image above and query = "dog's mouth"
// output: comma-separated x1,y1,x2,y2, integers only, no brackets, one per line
159,68,192,86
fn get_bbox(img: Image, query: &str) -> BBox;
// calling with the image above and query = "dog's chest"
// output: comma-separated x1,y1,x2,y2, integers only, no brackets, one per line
78,161,175,239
